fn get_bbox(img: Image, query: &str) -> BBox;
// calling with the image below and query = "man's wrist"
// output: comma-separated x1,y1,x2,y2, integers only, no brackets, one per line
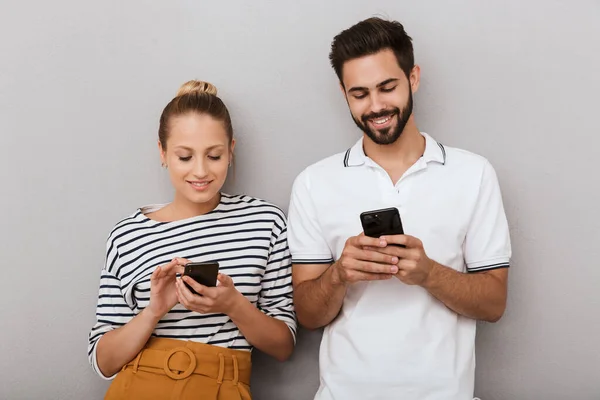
329,261,346,287
421,259,439,289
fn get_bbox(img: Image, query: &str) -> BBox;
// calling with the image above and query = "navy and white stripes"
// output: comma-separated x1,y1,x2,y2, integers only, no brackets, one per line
88,194,296,378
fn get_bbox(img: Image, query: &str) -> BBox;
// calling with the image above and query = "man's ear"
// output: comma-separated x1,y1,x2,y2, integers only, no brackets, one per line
409,65,421,94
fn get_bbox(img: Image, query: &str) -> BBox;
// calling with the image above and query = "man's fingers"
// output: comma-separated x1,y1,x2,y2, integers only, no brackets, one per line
358,249,398,265
344,244,398,264
352,260,398,274
379,235,407,246
340,249,398,274
380,235,422,248
365,245,411,259
397,258,417,270
351,234,386,248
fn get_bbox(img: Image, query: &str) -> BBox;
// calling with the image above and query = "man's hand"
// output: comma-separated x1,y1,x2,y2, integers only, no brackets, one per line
367,235,508,322
371,235,435,286
332,233,399,285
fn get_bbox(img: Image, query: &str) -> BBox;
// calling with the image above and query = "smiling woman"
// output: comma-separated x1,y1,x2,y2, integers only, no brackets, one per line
87,80,297,400
154,81,234,219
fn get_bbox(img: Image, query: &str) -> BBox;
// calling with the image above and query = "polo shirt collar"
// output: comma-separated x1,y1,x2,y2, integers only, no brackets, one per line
343,137,367,167
422,132,446,165
343,132,446,168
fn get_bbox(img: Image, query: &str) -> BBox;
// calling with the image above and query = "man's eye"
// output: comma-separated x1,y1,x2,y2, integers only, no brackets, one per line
353,93,368,99
381,86,397,93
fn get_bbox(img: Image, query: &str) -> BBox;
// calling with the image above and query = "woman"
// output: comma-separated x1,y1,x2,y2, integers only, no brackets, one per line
88,80,296,399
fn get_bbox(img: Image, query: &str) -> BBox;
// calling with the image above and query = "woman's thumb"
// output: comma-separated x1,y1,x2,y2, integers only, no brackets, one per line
217,273,233,287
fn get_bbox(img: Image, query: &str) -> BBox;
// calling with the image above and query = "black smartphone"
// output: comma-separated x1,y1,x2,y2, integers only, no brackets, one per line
360,207,405,245
183,261,219,294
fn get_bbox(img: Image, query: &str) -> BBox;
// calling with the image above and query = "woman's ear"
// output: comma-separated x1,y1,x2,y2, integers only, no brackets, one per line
158,140,167,168
229,139,236,166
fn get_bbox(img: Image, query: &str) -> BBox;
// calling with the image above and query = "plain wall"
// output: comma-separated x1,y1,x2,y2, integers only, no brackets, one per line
1,1,599,399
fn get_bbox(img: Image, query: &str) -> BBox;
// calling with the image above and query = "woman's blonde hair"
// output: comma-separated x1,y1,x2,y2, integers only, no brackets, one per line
158,80,233,149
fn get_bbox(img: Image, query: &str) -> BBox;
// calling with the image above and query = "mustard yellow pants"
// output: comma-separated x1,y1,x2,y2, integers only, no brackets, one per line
105,337,252,400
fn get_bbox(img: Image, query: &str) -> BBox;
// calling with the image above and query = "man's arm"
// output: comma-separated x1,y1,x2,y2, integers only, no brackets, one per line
292,262,346,330
422,263,507,322
378,235,508,322
292,235,399,330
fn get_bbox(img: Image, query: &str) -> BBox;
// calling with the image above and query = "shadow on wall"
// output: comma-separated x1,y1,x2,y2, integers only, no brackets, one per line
251,328,323,400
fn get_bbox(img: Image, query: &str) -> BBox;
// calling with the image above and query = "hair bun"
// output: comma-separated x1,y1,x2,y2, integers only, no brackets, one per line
176,80,218,97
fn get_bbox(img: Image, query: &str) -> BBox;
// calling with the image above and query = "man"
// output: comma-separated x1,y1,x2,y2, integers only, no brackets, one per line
287,17,511,400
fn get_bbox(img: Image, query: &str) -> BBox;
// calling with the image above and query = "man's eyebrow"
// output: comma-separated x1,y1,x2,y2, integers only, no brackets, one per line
348,78,400,93
376,78,399,87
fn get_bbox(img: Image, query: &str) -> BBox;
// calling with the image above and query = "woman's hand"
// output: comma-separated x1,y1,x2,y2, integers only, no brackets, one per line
176,273,243,315
147,258,187,319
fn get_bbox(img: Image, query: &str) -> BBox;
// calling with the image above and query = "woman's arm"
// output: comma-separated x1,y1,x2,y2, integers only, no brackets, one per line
228,292,294,361
90,259,184,377
177,273,295,361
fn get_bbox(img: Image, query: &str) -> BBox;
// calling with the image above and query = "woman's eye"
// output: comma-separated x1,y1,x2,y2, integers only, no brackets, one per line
208,155,222,161
179,156,192,162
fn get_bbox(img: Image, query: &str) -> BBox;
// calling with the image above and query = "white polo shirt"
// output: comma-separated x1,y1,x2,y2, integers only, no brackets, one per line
287,132,511,400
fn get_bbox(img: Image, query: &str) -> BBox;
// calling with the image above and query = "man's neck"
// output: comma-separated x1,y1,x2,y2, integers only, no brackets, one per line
362,118,425,184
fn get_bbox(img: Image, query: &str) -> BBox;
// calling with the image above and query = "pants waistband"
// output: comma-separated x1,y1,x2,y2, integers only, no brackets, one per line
124,337,252,385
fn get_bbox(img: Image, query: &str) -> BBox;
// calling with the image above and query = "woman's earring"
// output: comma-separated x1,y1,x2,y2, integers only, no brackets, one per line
161,163,167,169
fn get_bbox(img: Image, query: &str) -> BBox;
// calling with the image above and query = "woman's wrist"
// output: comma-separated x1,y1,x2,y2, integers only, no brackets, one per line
142,306,164,325
227,291,250,321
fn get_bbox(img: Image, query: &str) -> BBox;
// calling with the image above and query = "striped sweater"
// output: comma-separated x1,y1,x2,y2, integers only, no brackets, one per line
88,194,296,379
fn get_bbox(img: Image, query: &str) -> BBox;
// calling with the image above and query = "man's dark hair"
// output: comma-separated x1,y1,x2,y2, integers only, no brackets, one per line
329,17,414,83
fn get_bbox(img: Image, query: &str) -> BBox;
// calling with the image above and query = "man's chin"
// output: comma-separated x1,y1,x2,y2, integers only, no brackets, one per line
368,128,400,145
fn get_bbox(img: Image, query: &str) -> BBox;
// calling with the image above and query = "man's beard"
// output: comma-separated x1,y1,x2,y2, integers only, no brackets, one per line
352,88,413,145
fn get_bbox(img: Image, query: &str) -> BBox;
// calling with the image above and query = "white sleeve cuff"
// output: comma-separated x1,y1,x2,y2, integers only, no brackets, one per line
292,255,334,264
466,257,510,272
91,339,118,381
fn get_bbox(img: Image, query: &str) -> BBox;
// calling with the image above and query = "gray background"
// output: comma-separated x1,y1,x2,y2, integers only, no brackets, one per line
1,0,599,399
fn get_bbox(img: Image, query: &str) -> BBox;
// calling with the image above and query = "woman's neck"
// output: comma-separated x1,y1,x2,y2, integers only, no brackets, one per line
152,192,221,222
